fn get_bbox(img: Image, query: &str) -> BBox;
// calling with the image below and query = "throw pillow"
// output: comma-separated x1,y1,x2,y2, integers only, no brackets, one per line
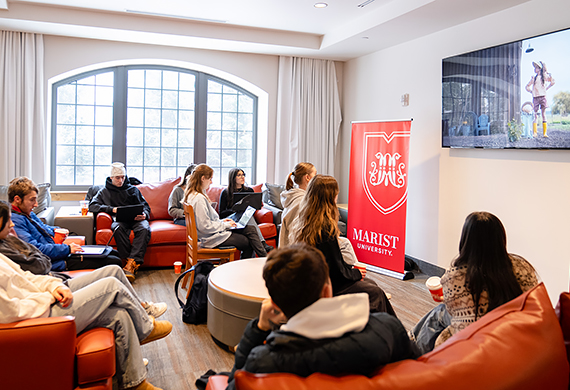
33,183,51,214
0,185,7,203
264,183,286,210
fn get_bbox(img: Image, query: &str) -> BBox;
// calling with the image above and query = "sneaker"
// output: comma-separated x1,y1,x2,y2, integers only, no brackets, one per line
141,317,172,346
143,358,149,367
144,301,167,318
125,379,162,390
386,293,392,300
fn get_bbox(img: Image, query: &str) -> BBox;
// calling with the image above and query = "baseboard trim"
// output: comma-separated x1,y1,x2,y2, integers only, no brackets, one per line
405,254,445,277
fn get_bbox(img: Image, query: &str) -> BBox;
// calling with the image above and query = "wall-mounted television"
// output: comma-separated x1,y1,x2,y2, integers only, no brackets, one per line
442,27,570,149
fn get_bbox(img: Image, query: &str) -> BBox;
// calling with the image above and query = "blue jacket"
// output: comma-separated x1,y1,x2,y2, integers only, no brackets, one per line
11,211,69,271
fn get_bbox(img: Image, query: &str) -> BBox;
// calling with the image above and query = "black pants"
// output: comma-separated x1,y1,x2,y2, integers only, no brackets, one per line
218,225,267,258
112,220,151,264
66,249,123,271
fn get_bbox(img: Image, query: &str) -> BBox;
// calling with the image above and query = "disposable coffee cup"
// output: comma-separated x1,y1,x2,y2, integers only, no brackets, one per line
54,228,67,244
174,261,183,274
80,200,89,216
426,276,444,302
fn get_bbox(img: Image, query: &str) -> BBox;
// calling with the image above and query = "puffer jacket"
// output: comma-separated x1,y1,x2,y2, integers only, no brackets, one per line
226,294,420,390
89,176,151,220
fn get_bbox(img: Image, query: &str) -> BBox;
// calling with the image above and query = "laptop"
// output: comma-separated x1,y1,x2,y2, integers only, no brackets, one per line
232,192,263,211
115,204,144,223
227,205,256,230
79,245,107,255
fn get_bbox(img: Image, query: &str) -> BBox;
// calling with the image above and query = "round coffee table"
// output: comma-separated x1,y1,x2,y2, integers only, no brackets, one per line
207,258,269,348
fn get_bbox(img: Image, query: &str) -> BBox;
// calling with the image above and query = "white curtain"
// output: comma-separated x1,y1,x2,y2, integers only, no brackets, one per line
274,56,342,183
0,31,45,185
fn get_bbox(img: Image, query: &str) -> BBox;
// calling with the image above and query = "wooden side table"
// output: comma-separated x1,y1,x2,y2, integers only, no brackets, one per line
54,206,94,245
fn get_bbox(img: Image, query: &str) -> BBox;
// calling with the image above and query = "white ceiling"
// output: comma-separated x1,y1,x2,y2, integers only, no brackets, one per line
0,0,532,60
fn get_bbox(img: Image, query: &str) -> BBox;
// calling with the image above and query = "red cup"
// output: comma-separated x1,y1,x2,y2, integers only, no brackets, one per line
53,228,67,244
174,261,183,274
80,200,89,216
426,276,444,302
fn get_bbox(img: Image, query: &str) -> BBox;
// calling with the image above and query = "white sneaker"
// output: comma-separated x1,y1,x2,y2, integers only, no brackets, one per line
144,302,167,318
143,358,149,367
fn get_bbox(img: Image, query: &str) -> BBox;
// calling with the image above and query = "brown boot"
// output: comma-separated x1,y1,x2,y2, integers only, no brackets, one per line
123,258,140,283
141,316,173,345
125,379,163,390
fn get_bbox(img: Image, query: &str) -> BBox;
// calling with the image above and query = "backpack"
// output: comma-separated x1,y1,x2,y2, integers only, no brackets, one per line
174,261,215,324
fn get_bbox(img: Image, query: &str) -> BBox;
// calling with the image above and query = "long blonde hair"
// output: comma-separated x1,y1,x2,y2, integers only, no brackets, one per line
184,164,213,202
293,175,339,246
286,162,315,190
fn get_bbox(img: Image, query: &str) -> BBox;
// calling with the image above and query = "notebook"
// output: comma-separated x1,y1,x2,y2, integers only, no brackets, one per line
115,204,144,223
227,206,256,230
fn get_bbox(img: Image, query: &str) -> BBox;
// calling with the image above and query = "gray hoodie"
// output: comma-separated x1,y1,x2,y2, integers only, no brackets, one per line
279,188,306,247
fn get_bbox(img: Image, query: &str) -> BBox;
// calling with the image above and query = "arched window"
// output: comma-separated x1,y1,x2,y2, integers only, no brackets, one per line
51,65,258,189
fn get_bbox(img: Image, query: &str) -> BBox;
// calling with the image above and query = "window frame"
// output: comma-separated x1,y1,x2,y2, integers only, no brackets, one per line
50,64,258,190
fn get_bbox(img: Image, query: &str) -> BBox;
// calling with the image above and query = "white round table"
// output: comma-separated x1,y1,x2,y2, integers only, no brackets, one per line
207,258,269,347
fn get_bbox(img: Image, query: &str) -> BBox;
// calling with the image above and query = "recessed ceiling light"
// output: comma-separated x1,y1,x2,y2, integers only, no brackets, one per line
314,3,328,8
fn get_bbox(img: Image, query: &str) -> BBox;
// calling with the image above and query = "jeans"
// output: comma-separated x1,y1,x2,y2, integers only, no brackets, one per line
409,303,451,354
50,265,153,389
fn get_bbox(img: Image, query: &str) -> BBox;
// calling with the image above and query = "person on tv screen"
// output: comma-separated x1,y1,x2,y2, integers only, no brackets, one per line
525,61,555,137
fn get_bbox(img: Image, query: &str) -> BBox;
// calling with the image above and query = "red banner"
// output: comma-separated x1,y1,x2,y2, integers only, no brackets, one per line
347,120,412,277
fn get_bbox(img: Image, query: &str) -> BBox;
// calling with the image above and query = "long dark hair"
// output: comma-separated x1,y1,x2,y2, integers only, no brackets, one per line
178,164,197,188
0,200,11,232
227,168,249,206
453,212,523,318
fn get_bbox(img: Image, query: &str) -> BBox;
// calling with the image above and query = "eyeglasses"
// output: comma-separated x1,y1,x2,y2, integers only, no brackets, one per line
236,173,246,177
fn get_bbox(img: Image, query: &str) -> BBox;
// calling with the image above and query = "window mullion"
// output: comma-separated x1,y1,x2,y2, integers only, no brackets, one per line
194,73,208,164
113,66,128,163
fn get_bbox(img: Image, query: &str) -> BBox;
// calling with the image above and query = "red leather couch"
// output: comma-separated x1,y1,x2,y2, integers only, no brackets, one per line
207,283,570,390
94,178,277,267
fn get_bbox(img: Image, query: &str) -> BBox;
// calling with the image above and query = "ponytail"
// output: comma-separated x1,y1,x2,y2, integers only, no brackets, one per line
286,162,315,190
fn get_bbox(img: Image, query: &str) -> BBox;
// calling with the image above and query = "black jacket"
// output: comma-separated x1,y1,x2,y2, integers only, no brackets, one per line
226,313,421,390
89,176,151,220
218,186,254,219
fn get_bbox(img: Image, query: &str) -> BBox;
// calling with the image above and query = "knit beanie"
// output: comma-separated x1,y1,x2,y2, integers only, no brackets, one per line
110,162,126,177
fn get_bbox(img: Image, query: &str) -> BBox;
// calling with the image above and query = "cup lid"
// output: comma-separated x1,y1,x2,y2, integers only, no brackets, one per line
426,276,441,288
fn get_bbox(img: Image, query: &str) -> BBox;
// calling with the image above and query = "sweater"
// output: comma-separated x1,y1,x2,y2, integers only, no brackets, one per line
168,186,185,221
0,253,63,323
219,186,254,219
185,192,231,248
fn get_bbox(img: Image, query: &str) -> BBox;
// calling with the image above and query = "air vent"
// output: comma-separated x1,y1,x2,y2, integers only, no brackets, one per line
357,0,375,8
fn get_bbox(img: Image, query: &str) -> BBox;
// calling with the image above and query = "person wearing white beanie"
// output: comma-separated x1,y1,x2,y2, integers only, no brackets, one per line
89,162,151,282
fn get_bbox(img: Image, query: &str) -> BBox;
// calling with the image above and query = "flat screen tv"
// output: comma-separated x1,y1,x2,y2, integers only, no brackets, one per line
442,27,570,149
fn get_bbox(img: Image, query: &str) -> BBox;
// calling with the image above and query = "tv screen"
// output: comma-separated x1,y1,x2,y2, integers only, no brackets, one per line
442,27,570,149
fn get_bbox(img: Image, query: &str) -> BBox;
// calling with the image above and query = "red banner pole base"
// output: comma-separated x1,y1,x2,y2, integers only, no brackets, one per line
366,264,407,280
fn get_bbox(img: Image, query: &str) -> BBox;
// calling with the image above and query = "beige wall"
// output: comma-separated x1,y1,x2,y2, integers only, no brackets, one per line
340,0,570,302
43,36,280,183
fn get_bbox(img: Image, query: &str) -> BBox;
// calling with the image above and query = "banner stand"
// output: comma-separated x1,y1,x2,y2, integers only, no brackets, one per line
364,264,415,281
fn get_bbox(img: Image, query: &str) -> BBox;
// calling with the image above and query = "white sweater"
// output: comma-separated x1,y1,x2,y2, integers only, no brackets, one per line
185,192,232,248
0,253,63,323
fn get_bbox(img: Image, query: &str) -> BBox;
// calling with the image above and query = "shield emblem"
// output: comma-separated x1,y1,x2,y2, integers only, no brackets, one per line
362,131,410,215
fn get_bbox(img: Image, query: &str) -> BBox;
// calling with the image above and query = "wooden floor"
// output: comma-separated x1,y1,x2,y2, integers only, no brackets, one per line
134,266,438,390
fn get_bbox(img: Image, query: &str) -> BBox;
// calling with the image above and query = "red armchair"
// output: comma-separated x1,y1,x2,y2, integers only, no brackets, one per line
0,316,115,390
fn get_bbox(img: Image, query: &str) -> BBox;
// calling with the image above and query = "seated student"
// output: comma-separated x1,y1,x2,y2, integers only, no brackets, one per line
183,164,267,259
169,164,197,225
223,244,420,390
409,211,539,354
218,168,272,252
8,178,122,272
89,162,152,282
290,175,394,314
0,255,172,390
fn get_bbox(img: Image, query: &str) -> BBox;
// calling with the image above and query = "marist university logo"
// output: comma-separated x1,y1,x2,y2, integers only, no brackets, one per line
362,131,410,215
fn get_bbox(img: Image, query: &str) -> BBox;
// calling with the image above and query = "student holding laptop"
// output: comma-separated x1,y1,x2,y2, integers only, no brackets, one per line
183,164,267,259
218,168,273,253
89,163,151,282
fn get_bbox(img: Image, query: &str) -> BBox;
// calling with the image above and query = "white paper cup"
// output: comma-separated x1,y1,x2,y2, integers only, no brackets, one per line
426,276,444,302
